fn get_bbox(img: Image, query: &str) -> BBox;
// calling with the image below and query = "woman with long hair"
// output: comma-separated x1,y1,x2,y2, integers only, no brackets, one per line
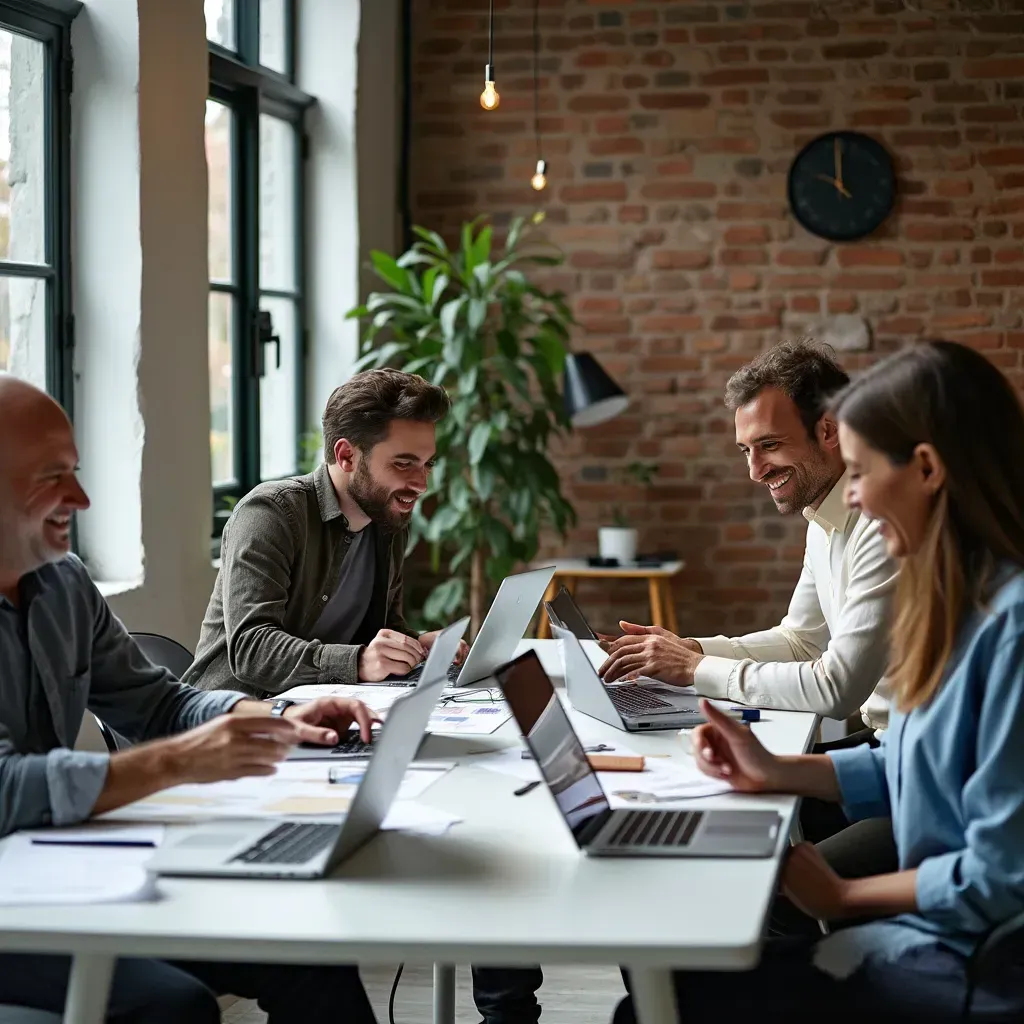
614,340,1024,1023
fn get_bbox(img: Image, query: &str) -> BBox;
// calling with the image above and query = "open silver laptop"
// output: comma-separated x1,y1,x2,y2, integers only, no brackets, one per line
495,650,780,858
544,585,599,642
396,566,556,687
547,603,706,731
149,621,467,880
288,617,470,761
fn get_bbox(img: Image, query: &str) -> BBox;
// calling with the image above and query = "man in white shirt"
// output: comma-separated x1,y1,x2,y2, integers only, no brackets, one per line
599,340,896,733
599,342,898,879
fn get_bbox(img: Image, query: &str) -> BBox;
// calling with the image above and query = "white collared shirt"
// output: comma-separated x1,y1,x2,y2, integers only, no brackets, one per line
693,472,896,730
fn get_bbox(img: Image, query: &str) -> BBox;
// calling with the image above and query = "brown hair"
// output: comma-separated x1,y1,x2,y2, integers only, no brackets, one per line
725,339,850,438
322,368,450,463
832,340,1024,710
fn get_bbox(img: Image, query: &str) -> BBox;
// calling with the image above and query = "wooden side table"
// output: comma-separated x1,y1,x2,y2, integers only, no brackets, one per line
535,559,686,638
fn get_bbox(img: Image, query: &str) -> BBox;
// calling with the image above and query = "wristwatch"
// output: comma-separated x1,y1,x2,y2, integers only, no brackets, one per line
269,698,296,717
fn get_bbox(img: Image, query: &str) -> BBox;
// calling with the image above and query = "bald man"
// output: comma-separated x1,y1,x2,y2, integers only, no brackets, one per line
0,375,379,1022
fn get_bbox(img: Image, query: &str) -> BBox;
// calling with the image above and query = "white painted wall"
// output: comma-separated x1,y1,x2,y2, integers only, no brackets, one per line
74,0,216,646
69,0,398,649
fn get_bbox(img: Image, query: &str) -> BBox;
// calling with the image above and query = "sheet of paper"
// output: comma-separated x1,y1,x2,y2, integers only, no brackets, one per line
22,823,165,846
383,801,461,836
0,835,159,906
469,744,732,805
100,766,448,824
427,702,511,735
278,684,412,714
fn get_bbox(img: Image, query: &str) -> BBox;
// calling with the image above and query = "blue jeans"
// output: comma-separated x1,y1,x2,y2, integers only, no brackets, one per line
0,953,376,1023
614,938,1024,1024
472,966,543,1024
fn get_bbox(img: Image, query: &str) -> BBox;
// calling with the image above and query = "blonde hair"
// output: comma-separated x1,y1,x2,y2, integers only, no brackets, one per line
833,341,1024,710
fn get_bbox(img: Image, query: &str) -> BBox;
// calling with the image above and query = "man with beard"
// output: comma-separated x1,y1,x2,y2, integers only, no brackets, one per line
187,367,544,1023
186,367,467,696
598,342,900,895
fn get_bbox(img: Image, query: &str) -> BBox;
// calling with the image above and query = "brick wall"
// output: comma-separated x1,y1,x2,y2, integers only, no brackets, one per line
408,0,1024,636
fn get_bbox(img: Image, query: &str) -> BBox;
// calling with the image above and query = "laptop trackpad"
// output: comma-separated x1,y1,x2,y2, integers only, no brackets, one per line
172,826,262,851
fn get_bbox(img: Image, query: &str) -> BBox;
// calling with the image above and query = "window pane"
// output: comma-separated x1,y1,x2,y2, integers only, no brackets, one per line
206,101,233,282
0,275,46,389
259,114,296,291
205,0,235,50
209,291,235,485
0,29,46,265
259,297,298,480
259,0,289,74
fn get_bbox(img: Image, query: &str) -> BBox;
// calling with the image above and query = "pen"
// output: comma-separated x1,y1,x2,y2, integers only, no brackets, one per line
30,839,156,848
514,781,541,797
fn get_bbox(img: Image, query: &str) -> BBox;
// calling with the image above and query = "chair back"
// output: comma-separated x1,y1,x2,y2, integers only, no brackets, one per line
963,908,1024,1019
130,632,195,679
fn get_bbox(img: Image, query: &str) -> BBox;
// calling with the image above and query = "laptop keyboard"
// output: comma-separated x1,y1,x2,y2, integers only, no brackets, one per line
232,822,338,865
606,810,703,849
326,733,374,757
609,686,677,715
388,662,461,684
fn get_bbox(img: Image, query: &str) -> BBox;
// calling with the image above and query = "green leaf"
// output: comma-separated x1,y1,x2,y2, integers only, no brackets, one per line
439,297,465,342
425,504,463,543
532,329,567,374
412,225,448,255
423,577,466,625
430,273,449,310
468,422,491,466
468,297,488,333
505,216,524,255
471,462,496,501
472,225,493,268
345,305,369,320
370,250,412,293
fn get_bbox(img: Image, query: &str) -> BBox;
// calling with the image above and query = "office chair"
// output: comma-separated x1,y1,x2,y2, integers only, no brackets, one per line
962,909,1024,1020
88,633,197,753
130,632,195,679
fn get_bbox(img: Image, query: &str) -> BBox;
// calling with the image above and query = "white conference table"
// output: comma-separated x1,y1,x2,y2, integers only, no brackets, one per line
0,640,818,1024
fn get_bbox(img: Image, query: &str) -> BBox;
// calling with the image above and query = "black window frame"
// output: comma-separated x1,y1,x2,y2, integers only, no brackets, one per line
0,0,79,414
207,0,312,543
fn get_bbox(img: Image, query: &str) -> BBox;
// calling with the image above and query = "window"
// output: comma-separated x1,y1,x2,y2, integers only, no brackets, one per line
0,1,75,409
205,0,310,540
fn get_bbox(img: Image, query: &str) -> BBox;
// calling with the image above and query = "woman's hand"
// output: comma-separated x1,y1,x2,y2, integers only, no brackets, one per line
781,842,851,920
691,699,787,792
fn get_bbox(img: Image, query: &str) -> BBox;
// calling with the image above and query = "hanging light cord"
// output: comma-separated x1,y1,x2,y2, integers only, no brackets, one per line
533,0,540,157
488,0,495,71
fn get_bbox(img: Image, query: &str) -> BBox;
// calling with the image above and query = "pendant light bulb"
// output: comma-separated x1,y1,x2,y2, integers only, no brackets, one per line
530,158,548,191
480,63,500,110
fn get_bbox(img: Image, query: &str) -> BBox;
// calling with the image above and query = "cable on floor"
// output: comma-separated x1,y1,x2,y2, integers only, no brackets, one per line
388,963,405,1024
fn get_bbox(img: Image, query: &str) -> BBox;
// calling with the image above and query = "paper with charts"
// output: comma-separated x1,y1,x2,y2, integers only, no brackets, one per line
99,761,459,835
278,682,511,735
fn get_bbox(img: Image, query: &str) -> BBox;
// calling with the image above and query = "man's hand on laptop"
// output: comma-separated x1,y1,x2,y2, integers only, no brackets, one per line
598,622,704,685
420,628,469,665
282,697,379,746
359,629,426,680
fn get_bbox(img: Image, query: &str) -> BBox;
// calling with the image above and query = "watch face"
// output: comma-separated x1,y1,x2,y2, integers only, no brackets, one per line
787,131,896,242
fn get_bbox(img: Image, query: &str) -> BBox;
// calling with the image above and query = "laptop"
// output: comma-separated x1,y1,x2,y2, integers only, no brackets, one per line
544,585,599,642
494,650,780,858
149,625,465,879
288,617,470,761
395,565,556,687
546,600,706,731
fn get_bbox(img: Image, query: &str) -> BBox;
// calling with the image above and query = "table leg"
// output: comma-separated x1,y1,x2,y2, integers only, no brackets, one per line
432,962,456,1024
536,577,560,639
64,953,115,1024
660,579,679,635
647,576,664,627
630,967,679,1024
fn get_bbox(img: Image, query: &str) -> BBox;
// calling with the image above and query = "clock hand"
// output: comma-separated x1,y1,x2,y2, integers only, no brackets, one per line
815,172,853,199
834,136,844,189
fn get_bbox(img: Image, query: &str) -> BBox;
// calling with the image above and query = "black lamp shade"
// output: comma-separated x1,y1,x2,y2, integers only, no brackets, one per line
563,352,629,428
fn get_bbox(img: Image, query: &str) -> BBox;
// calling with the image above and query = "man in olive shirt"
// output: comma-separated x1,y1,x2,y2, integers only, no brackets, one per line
187,367,539,1024
185,368,467,697
0,374,377,1022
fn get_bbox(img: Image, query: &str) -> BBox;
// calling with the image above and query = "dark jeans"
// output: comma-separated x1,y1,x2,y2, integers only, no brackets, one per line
0,952,376,1024
615,938,1024,1024
472,966,543,1024
771,728,898,938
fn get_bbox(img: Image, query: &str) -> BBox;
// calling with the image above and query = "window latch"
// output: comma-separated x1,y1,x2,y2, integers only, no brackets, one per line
253,310,281,376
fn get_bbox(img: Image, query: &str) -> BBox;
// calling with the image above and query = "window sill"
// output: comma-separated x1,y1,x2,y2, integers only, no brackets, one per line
96,579,143,600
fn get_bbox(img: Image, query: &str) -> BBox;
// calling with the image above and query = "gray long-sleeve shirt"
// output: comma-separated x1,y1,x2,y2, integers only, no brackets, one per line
0,555,246,837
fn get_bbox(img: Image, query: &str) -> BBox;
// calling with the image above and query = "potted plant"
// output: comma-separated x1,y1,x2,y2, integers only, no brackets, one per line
346,216,577,637
598,461,658,566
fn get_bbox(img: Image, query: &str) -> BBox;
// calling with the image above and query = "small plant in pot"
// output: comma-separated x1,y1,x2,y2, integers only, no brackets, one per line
598,461,658,566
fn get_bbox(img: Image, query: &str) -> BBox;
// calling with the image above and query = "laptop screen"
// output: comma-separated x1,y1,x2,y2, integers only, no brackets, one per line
495,651,610,845
547,587,598,642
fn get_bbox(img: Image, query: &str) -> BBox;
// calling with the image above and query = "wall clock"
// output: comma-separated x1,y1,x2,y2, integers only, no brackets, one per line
787,131,896,242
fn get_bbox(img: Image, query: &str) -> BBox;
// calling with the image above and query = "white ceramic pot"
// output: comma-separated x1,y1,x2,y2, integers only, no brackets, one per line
598,526,637,565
